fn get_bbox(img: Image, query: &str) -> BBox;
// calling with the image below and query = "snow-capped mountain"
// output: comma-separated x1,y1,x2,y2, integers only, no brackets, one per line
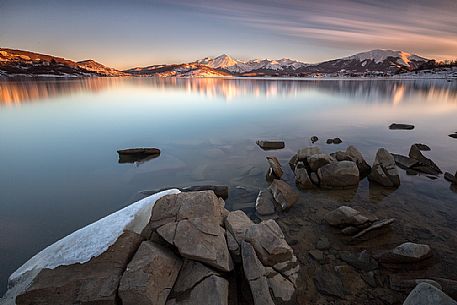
77,60,127,77
125,63,231,78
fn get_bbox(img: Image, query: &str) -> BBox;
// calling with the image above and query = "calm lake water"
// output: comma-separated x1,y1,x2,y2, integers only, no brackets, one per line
1,77,457,294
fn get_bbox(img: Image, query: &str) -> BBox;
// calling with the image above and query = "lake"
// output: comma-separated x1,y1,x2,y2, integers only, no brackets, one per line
1,77,457,294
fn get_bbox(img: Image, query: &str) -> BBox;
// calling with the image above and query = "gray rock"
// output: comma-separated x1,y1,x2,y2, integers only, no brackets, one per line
249,277,275,305
310,172,320,185
341,226,361,235
368,148,400,187
309,250,324,262
224,210,254,244
403,282,457,305
414,143,431,151
267,271,295,301
317,161,359,189
392,153,419,169
389,123,415,130
245,220,293,266
225,230,240,258
444,172,457,184
314,270,345,298
351,218,395,242
241,241,265,281
256,140,285,150
297,146,321,161
324,206,369,227
119,241,182,305
266,156,283,179
346,145,372,178
294,163,314,189
379,242,432,264
332,151,354,162
173,260,219,295
409,144,442,175
170,274,229,305
316,237,330,250
255,189,277,216
288,153,298,170
269,179,299,210
307,153,336,171
340,250,379,271
333,137,343,144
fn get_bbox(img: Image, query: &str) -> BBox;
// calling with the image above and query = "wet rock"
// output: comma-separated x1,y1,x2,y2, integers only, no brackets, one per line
311,136,319,144
180,185,229,199
16,231,143,305
389,123,415,130
409,144,442,175
324,206,369,227
256,140,285,150
414,143,431,151
297,146,321,161
351,218,395,242
368,148,400,187
448,133,457,139
316,236,330,250
266,156,283,179
255,189,277,216
346,145,372,178
326,138,333,144
119,241,182,305
269,179,299,210
392,153,419,169
169,274,229,305
314,269,345,298
317,161,359,189
403,282,457,305
245,220,293,266
117,147,160,163
308,153,336,171
340,250,379,272
333,137,343,144
294,163,314,189
224,210,254,244
444,172,457,184
288,153,298,170
378,242,432,263
332,151,354,162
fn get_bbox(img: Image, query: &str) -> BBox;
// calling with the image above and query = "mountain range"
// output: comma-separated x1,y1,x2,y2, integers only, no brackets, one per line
0,48,432,78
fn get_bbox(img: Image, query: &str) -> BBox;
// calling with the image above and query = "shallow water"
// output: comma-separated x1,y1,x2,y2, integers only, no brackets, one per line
0,77,456,294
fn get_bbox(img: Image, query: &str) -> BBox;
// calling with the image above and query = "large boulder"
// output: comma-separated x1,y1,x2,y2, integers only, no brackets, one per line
403,282,457,305
118,241,182,305
307,153,336,171
324,206,369,227
378,242,432,264
317,161,360,189
297,146,321,161
245,220,293,266
269,179,299,210
368,148,400,187
346,145,371,178
16,231,143,305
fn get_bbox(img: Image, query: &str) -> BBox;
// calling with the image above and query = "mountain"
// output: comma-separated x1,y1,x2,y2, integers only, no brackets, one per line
125,63,231,77
0,48,125,78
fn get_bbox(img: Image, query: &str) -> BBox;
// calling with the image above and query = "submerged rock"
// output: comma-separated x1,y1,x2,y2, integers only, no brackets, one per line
314,269,345,298
317,161,360,189
409,144,442,175
389,123,415,130
256,140,285,150
117,147,160,163
340,250,378,272
269,179,299,210
378,242,432,264
403,282,457,305
368,148,400,187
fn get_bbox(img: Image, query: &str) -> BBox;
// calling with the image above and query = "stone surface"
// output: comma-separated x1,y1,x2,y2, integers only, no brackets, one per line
409,144,442,175
307,153,336,171
403,282,457,305
245,220,293,266
256,140,285,150
314,270,345,298
340,250,379,271
16,230,143,305
255,189,277,216
444,172,457,184
294,163,314,189
119,241,182,305
333,137,343,144
249,277,275,305
351,218,395,242
309,250,324,262
266,156,283,179
346,145,371,177
180,185,229,199
392,153,419,169
379,242,432,263
267,271,295,301
169,274,229,305
310,172,320,185
317,161,360,189
389,123,415,130
224,210,254,244
241,241,265,281
414,143,431,151
269,179,299,210
368,148,400,187
324,206,369,227
288,153,298,170
297,146,321,161
172,260,218,295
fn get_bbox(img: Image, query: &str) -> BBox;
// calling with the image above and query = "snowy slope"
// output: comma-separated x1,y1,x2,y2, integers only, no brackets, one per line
343,49,428,67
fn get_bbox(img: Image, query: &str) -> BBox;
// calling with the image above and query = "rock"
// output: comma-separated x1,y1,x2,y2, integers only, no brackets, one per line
392,153,419,169
117,148,160,163
403,282,457,305
332,151,354,162
409,144,442,174
324,206,369,227
445,172,457,184
389,123,415,130
307,153,336,171
269,179,299,210
241,241,266,281
297,146,321,161
351,218,395,242
390,276,442,292
378,242,432,263
173,260,219,295
170,274,229,305
368,148,400,187
341,226,361,235
333,137,343,144
317,161,359,189
245,220,293,266
314,269,345,298
346,145,371,178
288,153,298,170
225,230,240,258
311,136,319,143
255,189,277,216
267,270,295,301
448,133,457,139
118,241,182,305
310,172,319,185
180,185,229,199
414,143,431,151
249,277,275,305
316,237,330,250
16,230,143,305
326,138,333,144
309,250,324,262
340,250,379,271
266,156,283,178
273,256,300,287
256,140,285,150
294,163,314,189
224,210,254,244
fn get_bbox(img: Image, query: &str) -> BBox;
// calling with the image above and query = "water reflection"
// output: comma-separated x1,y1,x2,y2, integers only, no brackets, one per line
1,77,457,105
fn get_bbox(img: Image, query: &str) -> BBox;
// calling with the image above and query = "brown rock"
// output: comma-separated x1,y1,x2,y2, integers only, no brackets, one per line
266,156,283,179
317,161,360,189
269,179,299,210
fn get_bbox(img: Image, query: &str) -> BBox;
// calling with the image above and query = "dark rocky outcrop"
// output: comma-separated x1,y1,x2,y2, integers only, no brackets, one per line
256,140,285,150
389,123,415,130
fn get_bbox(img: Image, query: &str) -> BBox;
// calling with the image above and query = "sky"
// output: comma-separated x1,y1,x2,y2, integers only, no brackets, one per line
1,0,457,69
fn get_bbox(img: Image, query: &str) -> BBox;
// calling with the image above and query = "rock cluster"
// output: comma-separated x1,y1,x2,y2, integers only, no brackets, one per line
15,191,299,305
392,144,442,176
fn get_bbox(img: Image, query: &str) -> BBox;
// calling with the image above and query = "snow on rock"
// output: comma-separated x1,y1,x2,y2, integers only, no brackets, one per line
3,189,180,302
344,49,427,67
